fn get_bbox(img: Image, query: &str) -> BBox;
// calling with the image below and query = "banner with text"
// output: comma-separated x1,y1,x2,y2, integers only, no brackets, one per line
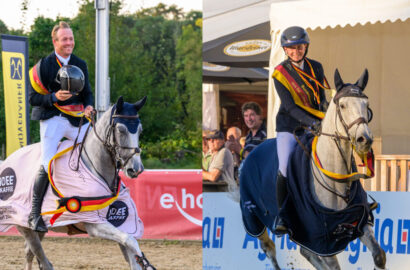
1,35,30,157
203,192,410,270
121,170,202,240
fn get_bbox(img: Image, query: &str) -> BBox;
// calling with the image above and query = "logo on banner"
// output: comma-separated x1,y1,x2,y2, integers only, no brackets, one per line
160,188,202,226
224,39,271,57
10,57,22,80
106,200,128,227
203,217,225,248
0,167,17,200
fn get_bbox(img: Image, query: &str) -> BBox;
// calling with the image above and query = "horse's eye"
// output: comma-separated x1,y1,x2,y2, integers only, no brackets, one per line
117,125,127,134
340,104,346,109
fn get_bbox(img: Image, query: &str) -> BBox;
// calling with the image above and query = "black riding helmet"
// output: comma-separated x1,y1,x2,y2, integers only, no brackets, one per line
280,26,310,47
281,26,310,62
56,65,85,95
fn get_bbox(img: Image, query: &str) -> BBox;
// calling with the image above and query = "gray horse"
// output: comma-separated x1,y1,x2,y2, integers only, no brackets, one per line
2,97,154,270
240,69,386,270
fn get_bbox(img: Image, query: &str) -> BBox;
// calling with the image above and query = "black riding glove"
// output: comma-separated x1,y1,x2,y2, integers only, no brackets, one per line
310,121,322,134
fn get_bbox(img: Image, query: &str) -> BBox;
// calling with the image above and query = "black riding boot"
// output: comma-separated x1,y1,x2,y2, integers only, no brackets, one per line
274,171,288,235
28,166,49,232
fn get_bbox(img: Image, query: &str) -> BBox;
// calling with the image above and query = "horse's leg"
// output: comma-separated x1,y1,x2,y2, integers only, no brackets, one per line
258,229,280,270
359,224,386,269
84,223,143,260
119,244,141,270
300,247,340,270
16,226,53,270
24,231,47,270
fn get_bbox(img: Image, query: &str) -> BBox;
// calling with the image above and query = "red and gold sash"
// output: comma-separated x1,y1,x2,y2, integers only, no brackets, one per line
29,58,85,117
273,59,330,119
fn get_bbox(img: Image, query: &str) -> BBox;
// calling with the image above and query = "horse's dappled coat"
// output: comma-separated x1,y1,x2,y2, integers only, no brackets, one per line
240,134,374,256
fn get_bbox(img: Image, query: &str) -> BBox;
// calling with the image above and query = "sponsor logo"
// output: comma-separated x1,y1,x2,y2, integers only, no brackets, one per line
203,62,230,72
160,188,202,226
106,200,128,227
203,216,225,248
0,167,17,200
10,57,22,80
224,39,271,57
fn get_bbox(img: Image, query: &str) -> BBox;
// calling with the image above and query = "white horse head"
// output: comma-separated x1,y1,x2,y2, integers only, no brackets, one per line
89,96,147,180
323,69,373,156
109,96,146,178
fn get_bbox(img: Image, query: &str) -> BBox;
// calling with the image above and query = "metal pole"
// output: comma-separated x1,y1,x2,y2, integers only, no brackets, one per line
95,0,110,119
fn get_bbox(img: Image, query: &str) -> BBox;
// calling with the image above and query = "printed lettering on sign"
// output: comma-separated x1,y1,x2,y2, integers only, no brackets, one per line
0,167,17,200
160,188,202,226
202,217,225,249
106,200,129,227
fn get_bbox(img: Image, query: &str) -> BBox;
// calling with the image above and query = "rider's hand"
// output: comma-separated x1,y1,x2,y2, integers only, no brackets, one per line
84,105,94,118
55,90,72,101
310,121,321,134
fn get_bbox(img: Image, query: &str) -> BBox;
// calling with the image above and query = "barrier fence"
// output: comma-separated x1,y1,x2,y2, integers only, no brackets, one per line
361,155,410,192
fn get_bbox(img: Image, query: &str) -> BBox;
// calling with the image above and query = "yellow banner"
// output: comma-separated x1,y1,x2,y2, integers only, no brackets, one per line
1,51,28,156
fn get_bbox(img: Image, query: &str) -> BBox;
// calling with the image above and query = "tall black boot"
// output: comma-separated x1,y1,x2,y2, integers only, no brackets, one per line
274,171,288,235
28,166,49,232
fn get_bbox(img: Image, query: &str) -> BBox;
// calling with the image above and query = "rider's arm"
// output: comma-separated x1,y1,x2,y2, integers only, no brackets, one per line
274,78,318,127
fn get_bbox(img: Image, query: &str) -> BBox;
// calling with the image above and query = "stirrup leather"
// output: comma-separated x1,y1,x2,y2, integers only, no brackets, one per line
135,252,156,270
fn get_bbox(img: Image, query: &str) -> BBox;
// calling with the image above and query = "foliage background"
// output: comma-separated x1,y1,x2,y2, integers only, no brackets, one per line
0,0,202,169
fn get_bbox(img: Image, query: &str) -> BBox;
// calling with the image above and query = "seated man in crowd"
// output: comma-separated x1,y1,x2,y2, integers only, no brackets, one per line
225,126,242,182
241,101,267,159
202,130,235,187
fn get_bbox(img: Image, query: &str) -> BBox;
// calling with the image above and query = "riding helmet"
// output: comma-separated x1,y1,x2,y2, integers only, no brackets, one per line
56,65,85,95
280,26,310,47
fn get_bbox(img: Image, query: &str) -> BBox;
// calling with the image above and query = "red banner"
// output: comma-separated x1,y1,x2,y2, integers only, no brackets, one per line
0,170,202,240
121,169,202,240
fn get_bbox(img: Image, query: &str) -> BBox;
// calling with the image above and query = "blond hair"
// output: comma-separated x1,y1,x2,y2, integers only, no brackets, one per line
51,21,71,41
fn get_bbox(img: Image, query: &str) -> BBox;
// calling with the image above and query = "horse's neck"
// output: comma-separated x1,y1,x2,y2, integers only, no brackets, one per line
312,103,352,210
81,113,116,187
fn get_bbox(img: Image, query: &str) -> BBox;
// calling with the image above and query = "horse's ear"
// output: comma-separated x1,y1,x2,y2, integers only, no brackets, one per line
355,68,369,91
134,96,147,111
115,96,124,112
334,69,344,91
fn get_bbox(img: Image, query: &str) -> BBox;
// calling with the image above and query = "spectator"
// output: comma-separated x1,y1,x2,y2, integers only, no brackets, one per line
241,102,267,159
202,130,212,170
225,126,242,181
202,130,235,188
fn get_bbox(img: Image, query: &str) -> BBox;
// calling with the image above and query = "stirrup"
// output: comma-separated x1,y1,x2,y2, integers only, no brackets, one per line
135,252,156,270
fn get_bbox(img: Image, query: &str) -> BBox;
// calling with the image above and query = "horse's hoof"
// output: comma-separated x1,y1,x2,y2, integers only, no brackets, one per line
136,252,156,270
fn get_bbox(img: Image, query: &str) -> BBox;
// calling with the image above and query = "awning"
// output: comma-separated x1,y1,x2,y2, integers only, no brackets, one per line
269,0,410,32
203,22,271,68
203,62,269,84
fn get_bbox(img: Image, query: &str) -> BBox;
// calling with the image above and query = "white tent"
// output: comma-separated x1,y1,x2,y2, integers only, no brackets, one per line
268,0,410,154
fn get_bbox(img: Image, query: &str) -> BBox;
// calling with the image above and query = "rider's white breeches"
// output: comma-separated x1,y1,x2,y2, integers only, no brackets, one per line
277,131,297,177
40,115,89,169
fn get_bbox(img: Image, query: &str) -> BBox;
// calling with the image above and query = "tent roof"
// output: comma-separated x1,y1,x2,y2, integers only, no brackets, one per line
203,0,276,43
270,0,410,32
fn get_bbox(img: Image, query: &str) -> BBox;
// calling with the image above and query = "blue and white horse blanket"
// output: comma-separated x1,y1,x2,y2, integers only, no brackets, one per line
239,134,374,256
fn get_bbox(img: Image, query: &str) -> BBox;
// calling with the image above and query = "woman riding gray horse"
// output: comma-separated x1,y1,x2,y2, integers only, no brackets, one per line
240,69,386,270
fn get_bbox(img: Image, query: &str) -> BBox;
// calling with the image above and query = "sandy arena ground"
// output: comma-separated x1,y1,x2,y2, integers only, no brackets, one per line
0,236,202,270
